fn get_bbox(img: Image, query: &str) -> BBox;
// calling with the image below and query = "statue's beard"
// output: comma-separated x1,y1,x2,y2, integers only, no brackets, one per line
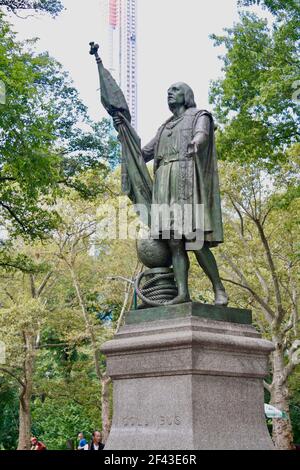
168,101,187,114
169,102,181,113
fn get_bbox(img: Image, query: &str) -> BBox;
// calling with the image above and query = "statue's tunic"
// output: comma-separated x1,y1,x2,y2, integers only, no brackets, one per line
142,108,223,248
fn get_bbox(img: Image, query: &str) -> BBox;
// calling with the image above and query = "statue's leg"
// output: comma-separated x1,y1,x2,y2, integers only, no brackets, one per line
167,238,191,305
194,243,229,306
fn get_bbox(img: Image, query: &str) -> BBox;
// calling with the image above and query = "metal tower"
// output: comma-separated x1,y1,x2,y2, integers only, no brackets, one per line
100,0,138,130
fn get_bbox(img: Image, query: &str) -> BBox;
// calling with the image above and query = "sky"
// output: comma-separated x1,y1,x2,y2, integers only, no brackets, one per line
7,0,269,144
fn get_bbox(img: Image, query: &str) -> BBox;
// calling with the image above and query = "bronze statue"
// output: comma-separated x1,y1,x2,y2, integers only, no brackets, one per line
90,43,228,307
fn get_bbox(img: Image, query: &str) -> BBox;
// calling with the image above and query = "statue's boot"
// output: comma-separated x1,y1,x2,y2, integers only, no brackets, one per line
194,245,229,307
214,287,229,306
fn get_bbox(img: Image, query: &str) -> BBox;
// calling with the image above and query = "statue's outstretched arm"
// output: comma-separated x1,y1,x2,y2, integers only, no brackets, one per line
194,114,211,145
187,114,211,156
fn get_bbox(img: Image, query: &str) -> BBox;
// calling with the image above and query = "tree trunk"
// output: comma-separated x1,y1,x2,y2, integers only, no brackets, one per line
69,265,113,438
270,345,295,450
17,332,35,450
17,395,31,450
101,375,112,443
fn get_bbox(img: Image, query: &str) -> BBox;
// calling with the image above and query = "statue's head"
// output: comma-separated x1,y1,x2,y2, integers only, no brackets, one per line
167,82,196,112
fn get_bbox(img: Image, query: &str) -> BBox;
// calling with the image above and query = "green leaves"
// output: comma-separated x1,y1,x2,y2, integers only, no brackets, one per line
0,247,49,272
32,398,98,450
238,0,300,17
0,1,64,17
209,8,299,168
0,382,18,450
0,15,120,239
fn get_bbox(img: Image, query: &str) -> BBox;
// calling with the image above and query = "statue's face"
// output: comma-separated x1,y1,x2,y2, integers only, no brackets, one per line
168,83,185,108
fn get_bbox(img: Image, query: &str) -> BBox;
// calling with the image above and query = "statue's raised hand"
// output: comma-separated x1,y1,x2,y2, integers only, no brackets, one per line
89,42,100,57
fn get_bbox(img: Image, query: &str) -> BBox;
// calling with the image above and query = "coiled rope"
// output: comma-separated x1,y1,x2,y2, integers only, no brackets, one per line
135,268,178,307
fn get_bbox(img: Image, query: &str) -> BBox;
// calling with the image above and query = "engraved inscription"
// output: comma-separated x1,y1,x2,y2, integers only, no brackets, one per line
122,415,182,428
123,416,149,427
159,415,181,426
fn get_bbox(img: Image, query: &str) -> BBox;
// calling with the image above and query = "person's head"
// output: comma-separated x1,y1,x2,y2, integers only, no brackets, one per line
167,82,196,112
92,431,102,443
78,432,84,440
30,437,38,446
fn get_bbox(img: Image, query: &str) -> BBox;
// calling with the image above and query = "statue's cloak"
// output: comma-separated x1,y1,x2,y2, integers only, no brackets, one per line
144,108,224,247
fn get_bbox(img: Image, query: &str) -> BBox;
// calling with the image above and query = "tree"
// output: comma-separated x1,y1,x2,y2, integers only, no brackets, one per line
0,14,119,244
52,197,111,441
0,165,139,449
32,399,98,450
0,256,55,449
215,159,299,450
289,368,300,445
209,10,299,168
0,378,19,449
51,187,140,443
0,14,120,446
209,4,299,447
0,227,112,449
0,0,63,17
238,0,300,16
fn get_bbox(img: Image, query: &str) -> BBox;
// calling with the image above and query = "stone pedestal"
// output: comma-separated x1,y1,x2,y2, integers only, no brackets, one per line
102,303,274,450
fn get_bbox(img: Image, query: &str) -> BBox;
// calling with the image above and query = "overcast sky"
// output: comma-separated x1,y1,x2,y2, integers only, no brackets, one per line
7,0,268,143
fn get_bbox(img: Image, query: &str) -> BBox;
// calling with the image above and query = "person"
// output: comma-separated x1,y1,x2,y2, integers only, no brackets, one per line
30,436,46,451
77,432,87,450
89,430,105,450
113,82,229,306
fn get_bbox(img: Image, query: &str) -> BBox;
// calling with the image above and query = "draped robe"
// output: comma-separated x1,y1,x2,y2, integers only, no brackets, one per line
142,108,224,248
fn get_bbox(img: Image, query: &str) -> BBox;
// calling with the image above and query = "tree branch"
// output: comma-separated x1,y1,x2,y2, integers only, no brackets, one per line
0,177,17,182
281,340,300,385
231,223,271,304
37,271,53,297
222,276,275,323
263,381,271,393
0,201,27,233
220,252,275,322
0,366,25,388
229,195,244,236
254,219,284,323
29,274,36,299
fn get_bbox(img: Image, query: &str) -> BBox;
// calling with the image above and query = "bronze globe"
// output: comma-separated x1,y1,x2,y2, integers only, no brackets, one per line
136,238,172,269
